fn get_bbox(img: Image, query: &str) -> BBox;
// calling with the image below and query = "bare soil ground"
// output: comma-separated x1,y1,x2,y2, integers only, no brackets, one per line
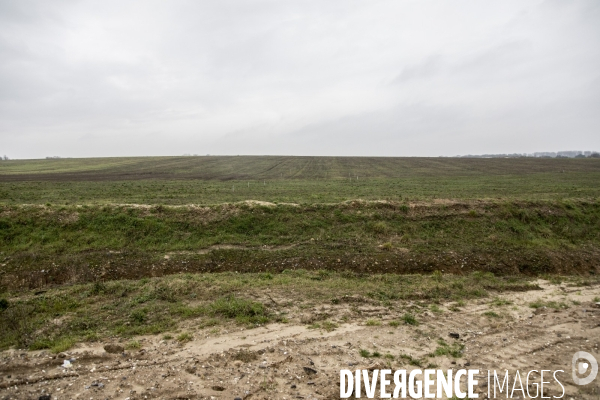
1,281,599,400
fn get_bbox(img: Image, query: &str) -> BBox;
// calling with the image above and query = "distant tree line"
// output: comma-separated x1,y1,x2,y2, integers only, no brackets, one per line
453,151,600,159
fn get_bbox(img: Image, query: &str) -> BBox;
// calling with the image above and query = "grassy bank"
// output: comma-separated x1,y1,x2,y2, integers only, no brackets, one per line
1,199,599,289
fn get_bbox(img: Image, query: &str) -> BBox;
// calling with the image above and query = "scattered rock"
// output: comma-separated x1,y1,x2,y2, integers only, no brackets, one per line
449,332,460,339
185,366,197,374
303,366,317,375
211,385,225,391
365,362,383,371
39,395,51,400
291,384,297,389
104,344,125,354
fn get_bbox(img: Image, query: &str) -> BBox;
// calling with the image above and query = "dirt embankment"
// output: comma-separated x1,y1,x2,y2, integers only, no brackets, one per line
1,200,599,290
2,246,599,291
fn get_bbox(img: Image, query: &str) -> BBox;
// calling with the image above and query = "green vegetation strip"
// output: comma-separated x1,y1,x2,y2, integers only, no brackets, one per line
0,200,599,288
0,269,551,352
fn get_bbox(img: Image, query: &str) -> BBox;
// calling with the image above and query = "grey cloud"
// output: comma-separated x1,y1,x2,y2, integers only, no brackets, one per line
392,55,444,83
0,0,599,158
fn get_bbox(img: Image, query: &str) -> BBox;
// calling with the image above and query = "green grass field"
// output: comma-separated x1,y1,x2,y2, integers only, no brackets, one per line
3,156,599,178
1,156,600,204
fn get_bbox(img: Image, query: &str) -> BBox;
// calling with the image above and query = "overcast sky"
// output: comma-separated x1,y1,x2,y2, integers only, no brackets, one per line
1,0,599,158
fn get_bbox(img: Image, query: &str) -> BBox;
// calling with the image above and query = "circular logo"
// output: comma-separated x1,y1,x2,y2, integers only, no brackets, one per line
572,351,598,385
